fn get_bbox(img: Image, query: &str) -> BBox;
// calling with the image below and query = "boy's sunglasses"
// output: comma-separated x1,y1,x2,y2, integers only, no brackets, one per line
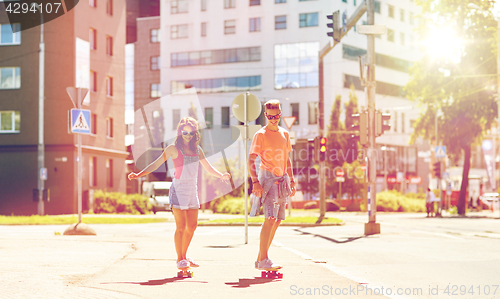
182,130,196,136
265,113,282,120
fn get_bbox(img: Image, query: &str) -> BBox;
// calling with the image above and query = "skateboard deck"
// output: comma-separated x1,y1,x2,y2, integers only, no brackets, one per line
177,267,193,278
261,269,283,279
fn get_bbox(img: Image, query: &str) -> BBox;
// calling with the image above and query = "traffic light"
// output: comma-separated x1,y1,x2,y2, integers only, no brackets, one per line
376,111,391,136
326,11,340,42
319,137,327,162
351,112,368,146
433,161,441,178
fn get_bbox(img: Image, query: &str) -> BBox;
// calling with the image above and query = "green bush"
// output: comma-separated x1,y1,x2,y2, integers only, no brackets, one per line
93,190,152,214
376,190,425,212
213,197,251,214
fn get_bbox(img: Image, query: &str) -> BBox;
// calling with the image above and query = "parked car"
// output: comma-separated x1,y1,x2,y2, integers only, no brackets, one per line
144,181,172,214
479,193,500,210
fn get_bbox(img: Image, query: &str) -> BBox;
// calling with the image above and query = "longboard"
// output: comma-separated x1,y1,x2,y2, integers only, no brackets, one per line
177,267,193,278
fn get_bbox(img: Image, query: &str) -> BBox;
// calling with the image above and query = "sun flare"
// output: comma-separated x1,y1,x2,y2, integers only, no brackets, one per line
422,26,462,63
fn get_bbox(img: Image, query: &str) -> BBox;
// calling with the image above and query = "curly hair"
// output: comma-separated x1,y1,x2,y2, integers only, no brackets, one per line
175,117,200,152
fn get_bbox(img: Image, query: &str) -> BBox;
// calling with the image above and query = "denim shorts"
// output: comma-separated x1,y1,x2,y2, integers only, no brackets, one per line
262,182,287,220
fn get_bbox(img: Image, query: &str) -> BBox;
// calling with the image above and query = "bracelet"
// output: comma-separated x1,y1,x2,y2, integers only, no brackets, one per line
252,180,259,184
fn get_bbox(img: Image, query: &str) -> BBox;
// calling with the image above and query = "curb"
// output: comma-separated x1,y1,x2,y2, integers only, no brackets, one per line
198,222,345,227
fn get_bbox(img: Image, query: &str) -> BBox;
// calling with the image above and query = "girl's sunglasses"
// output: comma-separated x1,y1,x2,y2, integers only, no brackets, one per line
182,130,196,137
265,113,282,120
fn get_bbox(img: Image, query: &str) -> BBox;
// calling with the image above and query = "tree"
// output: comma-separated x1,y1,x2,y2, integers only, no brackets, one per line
406,0,498,215
325,95,347,198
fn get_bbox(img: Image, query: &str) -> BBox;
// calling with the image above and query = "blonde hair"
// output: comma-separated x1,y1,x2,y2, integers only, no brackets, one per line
264,99,281,112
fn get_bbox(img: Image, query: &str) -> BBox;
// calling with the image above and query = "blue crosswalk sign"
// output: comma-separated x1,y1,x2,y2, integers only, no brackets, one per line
71,109,91,134
435,146,446,158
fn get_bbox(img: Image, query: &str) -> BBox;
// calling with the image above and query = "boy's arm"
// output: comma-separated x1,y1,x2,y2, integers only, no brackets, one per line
286,158,296,196
249,154,263,197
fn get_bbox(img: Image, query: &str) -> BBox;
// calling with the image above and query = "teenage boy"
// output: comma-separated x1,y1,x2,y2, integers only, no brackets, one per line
249,99,296,270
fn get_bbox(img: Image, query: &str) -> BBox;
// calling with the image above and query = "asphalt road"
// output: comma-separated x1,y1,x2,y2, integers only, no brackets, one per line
1,211,499,299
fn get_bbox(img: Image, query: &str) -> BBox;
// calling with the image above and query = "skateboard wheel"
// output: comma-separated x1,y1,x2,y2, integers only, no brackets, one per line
261,271,266,278
278,273,283,279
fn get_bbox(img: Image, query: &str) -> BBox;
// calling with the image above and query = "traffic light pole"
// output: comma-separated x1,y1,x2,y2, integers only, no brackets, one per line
364,0,380,235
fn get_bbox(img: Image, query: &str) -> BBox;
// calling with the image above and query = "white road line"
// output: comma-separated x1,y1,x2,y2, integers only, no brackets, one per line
273,241,409,299
411,230,464,240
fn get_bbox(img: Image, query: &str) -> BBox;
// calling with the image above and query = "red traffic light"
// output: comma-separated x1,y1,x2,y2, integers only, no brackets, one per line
319,137,327,152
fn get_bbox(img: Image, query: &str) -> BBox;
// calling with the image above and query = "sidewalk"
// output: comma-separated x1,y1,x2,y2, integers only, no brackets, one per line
0,223,388,299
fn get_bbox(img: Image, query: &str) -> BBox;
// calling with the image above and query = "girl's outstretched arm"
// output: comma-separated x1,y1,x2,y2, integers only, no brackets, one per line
198,147,231,182
128,145,177,180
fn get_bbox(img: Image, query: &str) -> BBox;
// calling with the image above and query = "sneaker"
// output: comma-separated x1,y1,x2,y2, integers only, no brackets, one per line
257,258,282,271
177,259,190,269
186,257,199,267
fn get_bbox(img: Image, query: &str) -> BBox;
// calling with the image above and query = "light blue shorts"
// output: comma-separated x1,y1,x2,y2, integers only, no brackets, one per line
261,179,287,221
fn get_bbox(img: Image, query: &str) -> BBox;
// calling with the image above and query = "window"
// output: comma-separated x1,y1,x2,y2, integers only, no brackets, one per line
171,46,261,67
150,83,161,98
224,20,235,34
0,23,21,45
250,0,260,5
308,102,317,124
172,109,181,129
90,70,97,92
299,13,318,28
374,1,380,13
91,113,97,135
274,42,319,89
400,9,405,22
201,0,207,11
225,0,235,8
201,22,207,36
387,29,394,42
106,0,112,15
343,44,411,72
89,28,97,50
0,67,20,89
89,157,97,187
0,111,20,133
249,18,261,32
106,76,113,97
171,0,188,13
275,0,286,3
151,56,160,70
275,15,286,30
401,113,405,133
171,24,188,39
388,5,394,18
89,0,96,7
205,107,213,128
393,112,398,132
172,75,261,94
106,159,113,187
342,0,347,2
221,107,230,128
353,0,356,5
106,35,113,56
151,29,160,43
410,13,414,25
291,103,299,125
106,117,113,138
400,32,405,46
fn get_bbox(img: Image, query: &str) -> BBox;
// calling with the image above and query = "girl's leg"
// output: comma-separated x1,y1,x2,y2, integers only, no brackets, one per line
172,208,187,262
181,209,198,258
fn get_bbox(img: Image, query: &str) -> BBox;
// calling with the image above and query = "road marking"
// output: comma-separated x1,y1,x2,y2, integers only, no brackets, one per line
273,241,407,299
411,230,464,240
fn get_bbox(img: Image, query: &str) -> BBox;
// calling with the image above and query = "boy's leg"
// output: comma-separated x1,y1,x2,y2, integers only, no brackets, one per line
258,217,277,261
267,219,281,252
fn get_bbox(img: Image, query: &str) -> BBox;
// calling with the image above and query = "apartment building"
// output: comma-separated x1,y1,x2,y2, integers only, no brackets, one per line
0,0,127,215
156,0,426,194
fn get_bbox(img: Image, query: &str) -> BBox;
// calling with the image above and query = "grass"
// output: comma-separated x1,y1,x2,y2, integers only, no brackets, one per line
199,216,343,225
0,215,168,225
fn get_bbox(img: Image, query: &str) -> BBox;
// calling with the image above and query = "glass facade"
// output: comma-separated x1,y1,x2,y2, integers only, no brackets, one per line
171,46,260,67
274,42,319,89
172,75,261,94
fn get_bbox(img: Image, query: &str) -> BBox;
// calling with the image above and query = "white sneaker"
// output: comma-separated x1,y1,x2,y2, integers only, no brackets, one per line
186,257,199,267
257,258,282,271
177,259,190,269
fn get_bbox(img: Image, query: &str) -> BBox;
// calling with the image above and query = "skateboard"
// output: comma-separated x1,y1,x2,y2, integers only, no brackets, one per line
261,269,283,279
177,267,193,278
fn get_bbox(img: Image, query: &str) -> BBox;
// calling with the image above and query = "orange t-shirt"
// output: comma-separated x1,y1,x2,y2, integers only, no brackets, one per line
249,126,292,177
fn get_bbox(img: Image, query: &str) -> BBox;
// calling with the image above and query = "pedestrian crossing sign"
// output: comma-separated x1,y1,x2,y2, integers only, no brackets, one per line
71,109,91,134
435,146,446,158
